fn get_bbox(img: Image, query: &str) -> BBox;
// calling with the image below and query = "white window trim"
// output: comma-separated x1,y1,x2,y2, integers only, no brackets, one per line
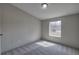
49,21,61,37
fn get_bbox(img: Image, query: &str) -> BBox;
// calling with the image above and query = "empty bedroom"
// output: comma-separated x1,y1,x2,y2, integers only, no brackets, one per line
0,3,79,55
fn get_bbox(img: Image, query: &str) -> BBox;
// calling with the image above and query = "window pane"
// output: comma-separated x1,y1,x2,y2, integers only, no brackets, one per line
49,21,61,37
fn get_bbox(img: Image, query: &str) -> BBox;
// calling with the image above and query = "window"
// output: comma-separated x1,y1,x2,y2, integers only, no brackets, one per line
49,21,61,37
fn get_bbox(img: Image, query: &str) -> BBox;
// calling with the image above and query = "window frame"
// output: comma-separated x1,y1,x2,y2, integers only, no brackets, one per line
49,20,61,37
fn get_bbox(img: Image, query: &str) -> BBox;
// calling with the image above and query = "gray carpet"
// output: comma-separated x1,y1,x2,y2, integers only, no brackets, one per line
2,40,79,55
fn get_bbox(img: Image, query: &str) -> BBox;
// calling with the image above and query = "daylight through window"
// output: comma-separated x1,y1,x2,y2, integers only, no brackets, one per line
49,21,61,37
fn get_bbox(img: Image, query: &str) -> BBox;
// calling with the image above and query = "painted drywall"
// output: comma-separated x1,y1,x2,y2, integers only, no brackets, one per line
1,4,41,52
12,3,79,20
0,4,2,54
42,14,79,48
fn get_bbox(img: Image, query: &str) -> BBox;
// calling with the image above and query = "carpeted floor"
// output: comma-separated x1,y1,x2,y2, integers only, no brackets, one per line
2,40,79,55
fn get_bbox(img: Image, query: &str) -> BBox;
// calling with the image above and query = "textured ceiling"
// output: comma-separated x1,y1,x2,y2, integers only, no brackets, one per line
11,3,79,20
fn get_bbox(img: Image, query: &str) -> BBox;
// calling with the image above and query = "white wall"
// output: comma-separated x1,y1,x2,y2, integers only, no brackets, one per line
1,4,41,52
42,14,79,48
0,4,2,54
